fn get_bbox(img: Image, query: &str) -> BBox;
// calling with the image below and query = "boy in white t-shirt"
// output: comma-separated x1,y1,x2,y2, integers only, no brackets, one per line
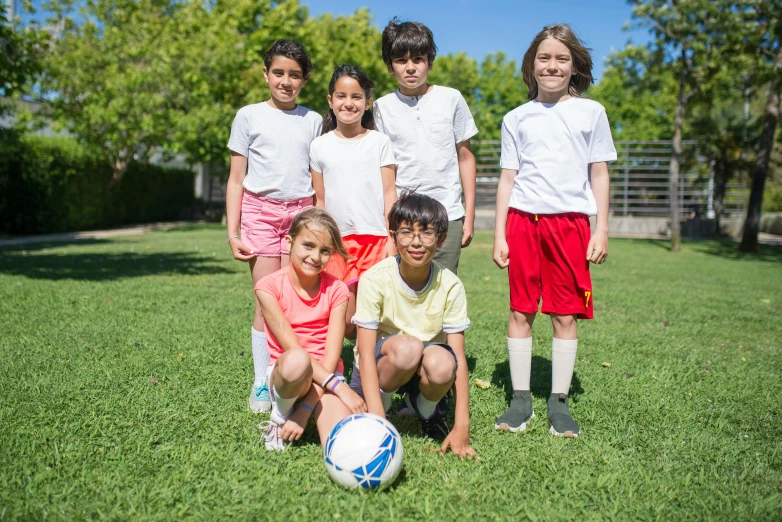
494,25,617,438
372,18,478,275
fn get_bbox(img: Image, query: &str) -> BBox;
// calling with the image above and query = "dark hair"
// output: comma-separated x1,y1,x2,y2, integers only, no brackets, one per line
264,39,313,79
381,18,437,65
288,208,348,261
388,191,448,236
321,64,376,134
521,24,593,100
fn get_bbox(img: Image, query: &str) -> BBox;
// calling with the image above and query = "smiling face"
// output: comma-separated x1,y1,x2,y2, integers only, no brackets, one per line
533,37,574,102
393,220,444,269
328,76,370,128
286,225,334,279
388,54,431,96
263,56,307,108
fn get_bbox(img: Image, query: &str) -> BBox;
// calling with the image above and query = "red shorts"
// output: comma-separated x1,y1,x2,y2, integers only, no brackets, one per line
325,234,388,286
507,209,594,319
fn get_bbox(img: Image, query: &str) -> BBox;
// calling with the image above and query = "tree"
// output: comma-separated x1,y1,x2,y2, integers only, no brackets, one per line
0,1,45,104
739,1,782,252
630,0,745,251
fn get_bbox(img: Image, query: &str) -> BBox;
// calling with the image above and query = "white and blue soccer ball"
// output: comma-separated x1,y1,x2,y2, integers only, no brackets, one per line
324,413,403,490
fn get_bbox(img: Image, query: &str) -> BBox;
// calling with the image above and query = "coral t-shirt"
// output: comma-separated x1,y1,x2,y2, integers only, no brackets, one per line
255,267,350,367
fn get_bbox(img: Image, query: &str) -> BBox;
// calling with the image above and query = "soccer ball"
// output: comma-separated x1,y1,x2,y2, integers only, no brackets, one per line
324,413,403,490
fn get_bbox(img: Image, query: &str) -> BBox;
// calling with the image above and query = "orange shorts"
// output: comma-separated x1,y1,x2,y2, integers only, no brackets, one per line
325,234,388,286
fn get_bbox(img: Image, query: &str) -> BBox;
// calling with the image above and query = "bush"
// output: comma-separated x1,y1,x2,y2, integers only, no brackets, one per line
0,129,194,235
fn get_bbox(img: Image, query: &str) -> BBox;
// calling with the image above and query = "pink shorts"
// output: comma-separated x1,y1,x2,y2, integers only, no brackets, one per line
324,235,388,286
240,191,313,257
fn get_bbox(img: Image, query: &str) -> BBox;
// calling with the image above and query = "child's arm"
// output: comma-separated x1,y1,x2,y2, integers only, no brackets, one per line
381,164,398,257
322,300,367,414
226,152,254,261
356,326,385,417
311,168,325,209
492,168,517,269
587,162,609,264
440,332,478,460
457,140,477,248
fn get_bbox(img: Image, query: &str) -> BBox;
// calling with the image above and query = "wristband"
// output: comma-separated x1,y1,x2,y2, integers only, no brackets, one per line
322,373,337,389
330,378,344,393
227,235,240,243
299,402,314,412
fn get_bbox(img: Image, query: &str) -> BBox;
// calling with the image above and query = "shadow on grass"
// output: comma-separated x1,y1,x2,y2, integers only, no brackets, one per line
491,355,584,403
694,239,782,263
0,243,232,281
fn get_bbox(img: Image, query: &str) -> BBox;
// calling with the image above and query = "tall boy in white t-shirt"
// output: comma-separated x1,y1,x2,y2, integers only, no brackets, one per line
373,18,479,275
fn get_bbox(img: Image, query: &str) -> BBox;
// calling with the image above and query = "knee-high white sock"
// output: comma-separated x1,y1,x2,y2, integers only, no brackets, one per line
272,386,297,421
379,388,396,412
551,338,578,395
508,337,533,391
252,328,270,386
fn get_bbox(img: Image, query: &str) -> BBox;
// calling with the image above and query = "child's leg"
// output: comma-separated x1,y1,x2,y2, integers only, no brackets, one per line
550,314,578,395
270,349,313,421
414,345,457,418
314,393,352,447
344,283,358,338
247,256,281,412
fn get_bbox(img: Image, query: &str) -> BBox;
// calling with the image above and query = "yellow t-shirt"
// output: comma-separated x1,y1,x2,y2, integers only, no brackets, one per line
352,256,470,344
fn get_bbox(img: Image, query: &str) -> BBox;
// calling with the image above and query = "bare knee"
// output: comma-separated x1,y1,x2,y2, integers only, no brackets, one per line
421,347,456,385
551,314,577,339
386,335,424,372
509,309,534,337
276,349,312,385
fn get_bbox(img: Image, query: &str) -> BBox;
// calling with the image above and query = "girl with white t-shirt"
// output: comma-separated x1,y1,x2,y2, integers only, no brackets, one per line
493,24,617,438
310,65,398,335
226,40,323,414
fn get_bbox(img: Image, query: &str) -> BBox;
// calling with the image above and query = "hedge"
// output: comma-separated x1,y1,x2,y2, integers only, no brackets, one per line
0,129,194,235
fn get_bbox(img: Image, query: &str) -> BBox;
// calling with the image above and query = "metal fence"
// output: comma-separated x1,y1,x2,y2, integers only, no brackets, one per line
473,140,747,216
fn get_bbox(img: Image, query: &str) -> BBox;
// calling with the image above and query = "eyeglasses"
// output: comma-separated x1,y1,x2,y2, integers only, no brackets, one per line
394,230,437,247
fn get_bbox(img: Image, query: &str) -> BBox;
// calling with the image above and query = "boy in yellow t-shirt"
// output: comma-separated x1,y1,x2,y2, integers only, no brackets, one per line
348,192,477,459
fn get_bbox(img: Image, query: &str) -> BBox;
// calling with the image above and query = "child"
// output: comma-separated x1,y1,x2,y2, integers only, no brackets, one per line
349,192,477,459
255,208,368,451
493,24,616,438
226,40,323,414
310,65,398,334
373,18,478,275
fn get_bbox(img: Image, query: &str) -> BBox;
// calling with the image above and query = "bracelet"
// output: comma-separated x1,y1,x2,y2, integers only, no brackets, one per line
330,378,344,393
322,373,336,389
299,402,314,412
227,235,240,243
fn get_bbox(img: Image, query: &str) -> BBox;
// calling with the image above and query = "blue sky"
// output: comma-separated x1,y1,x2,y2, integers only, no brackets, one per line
301,0,652,81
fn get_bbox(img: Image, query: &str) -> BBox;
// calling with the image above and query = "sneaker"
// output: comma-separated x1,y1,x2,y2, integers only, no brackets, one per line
259,417,288,451
248,382,271,413
495,390,534,432
398,392,448,417
547,393,580,438
419,410,450,441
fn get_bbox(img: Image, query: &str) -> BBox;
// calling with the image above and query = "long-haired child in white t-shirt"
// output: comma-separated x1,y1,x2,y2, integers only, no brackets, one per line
226,40,323,414
493,24,617,438
310,64,398,336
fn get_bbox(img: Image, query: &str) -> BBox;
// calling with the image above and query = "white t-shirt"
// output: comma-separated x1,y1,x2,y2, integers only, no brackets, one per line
373,85,479,221
227,102,322,200
309,130,396,236
500,97,617,216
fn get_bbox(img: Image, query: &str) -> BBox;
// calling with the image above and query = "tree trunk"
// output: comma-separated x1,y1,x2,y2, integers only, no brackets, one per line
669,50,687,252
713,156,728,237
106,155,129,190
739,46,782,253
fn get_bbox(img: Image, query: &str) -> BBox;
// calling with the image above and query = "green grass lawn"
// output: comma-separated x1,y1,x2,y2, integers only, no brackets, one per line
1,226,780,520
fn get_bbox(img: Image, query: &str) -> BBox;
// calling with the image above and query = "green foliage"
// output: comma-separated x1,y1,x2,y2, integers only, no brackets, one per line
0,230,781,518
0,3,45,102
0,129,194,234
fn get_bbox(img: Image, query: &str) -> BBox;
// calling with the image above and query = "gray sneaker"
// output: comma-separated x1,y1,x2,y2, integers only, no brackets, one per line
547,393,580,438
495,390,534,432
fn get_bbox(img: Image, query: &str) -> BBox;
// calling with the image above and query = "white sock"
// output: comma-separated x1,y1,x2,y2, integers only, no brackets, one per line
551,338,578,395
508,337,533,391
380,388,396,412
251,328,270,386
272,386,297,421
416,393,439,419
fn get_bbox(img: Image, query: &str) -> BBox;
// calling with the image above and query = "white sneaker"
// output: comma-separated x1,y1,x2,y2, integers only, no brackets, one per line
260,418,288,451
248,382,272,413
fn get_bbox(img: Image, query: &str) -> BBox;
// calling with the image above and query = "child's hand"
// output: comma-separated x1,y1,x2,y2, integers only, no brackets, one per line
334,382,368,414
229,237,255,262
587,230,608,264
440,425,478,460
461,221,474,248
383,240,398,259
280,408,309,441
492,238,510,269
